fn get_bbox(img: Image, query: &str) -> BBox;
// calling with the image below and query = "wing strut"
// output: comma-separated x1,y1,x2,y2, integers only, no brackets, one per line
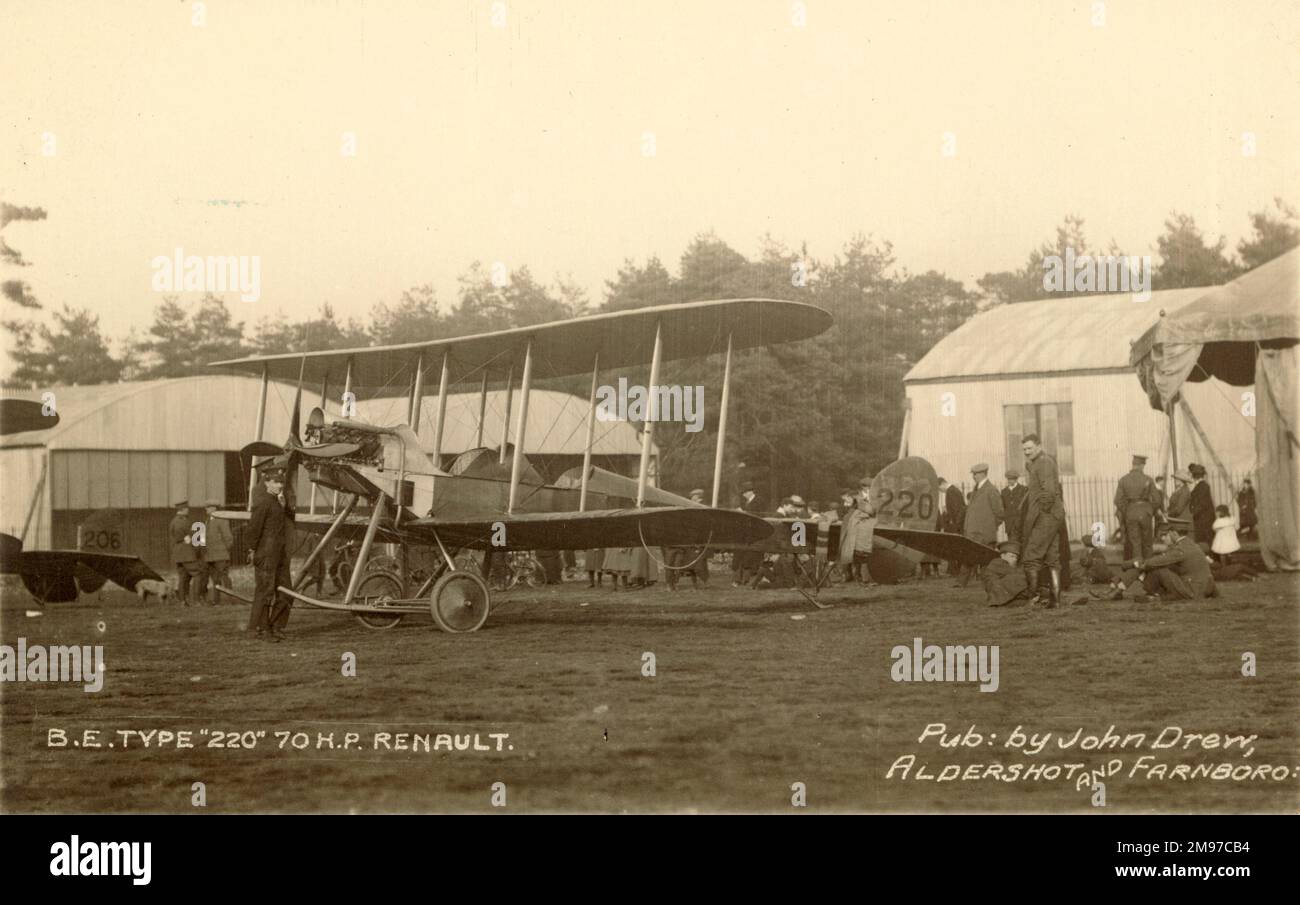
310,371,329,515
475,371,488,448
579,352,600,512
340,494,386,606
498,365,514,465
711,331,733,508
431,351,451,475
333,357,354,514
293,493,357,589
408,353,426,430
636,320,663,507
247,363,269,510
507,340,534,513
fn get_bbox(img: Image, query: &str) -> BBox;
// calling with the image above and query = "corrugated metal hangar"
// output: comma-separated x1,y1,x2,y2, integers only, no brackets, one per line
0,376,652,570
902,287,1258,537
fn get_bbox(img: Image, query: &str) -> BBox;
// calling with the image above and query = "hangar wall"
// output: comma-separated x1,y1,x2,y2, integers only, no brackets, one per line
903,372,1256,537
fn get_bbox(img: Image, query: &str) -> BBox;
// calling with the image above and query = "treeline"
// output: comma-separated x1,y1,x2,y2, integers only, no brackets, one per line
1,200,1296,499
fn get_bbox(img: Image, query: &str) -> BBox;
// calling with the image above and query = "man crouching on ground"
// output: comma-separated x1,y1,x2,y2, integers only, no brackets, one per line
247,459,294,641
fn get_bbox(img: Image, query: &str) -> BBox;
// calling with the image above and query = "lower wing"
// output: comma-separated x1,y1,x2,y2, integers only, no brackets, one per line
0,534,164,602
872,528,1000,565
406,507,773,551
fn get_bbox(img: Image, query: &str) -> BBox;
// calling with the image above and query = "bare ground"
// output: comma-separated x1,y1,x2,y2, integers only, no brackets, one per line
2,568,1297,813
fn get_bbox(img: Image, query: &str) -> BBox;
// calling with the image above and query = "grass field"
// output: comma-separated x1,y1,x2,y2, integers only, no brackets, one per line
2,567,1297,813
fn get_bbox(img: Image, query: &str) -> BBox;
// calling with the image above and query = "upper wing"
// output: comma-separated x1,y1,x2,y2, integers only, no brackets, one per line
211,298,832,394
872,528,1000,566
405,507,773,551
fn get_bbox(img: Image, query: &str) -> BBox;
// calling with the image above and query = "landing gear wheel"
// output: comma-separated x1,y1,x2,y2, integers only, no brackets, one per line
352,570,405,631
430,570,490,633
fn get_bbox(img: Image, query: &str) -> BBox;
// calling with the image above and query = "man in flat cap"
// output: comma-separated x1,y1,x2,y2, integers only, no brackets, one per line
959,463,1004,587
1114,453,1157,561
246,459,294,640
169,499,200,606
197,498,234,606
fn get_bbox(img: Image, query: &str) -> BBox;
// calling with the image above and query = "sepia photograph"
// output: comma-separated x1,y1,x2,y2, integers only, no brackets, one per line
1,0,1297,841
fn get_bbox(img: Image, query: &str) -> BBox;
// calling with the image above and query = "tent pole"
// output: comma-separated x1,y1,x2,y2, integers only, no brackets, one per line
507,342,533,514
1179,396,1235,499
710,332,733,508
637,321,663,508
579,353,600,512
248,364,269,511
897,397,912,460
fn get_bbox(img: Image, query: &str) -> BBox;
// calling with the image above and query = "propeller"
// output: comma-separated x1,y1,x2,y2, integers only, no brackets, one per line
239,363,361,486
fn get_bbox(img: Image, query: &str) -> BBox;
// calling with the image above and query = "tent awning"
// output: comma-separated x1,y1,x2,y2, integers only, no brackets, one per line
1131,248,1300,410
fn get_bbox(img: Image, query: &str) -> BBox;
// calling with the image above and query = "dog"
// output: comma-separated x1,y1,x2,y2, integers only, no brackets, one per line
135,578,173,604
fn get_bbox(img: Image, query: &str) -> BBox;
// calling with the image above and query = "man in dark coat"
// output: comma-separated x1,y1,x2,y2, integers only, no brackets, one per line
1001,470,1027,544
169,499,201,606
1236,478,1257,537
1188,464,1215,547
731,482,765,587
197,498,235,605
1167,470,1192,523
984,541,1029,607
1114,453,1157,560
1019,433,1065,605
959,463,1003,586
246,461,294,640
938,478,966,534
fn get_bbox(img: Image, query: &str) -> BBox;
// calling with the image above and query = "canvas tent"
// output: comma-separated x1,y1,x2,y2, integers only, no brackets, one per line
1131,247,1300,570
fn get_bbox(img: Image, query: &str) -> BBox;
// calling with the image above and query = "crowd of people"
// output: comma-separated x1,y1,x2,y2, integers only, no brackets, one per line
976,445,1259,609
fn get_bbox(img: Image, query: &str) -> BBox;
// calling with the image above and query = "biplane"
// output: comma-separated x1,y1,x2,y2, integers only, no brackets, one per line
211,299,828,631
0,399,165,603
211,298,999,632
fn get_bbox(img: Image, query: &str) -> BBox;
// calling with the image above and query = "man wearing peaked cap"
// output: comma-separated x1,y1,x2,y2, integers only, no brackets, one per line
246,460,294,641
1114,453,1156,560
198,498,234,606
169,499,200,606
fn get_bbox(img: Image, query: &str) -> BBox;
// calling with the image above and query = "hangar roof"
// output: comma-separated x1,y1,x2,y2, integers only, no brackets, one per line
904,287,1212,383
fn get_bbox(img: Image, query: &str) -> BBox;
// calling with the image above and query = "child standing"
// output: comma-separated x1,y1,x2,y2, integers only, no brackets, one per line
1210,505,1241,564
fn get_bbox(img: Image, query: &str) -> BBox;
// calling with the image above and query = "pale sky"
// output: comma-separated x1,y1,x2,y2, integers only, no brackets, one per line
2,0,1297,365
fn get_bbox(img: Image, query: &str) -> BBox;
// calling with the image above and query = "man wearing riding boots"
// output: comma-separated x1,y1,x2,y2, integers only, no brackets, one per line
247,457,295,641
1019,433,1065,607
